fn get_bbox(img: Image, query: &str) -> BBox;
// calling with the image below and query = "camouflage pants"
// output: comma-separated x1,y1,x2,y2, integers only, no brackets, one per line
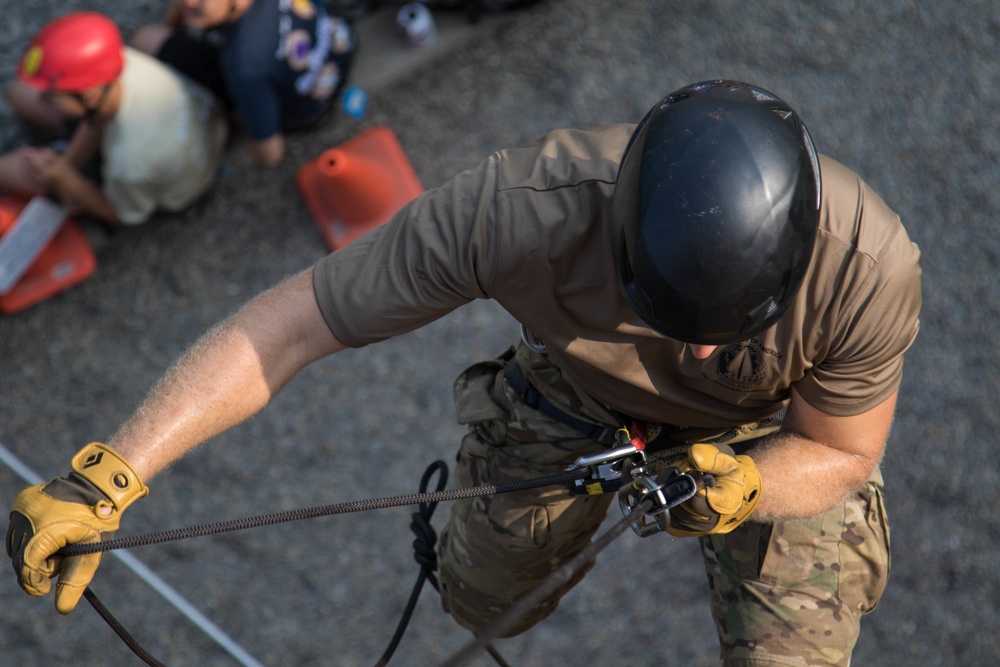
438,346,890,665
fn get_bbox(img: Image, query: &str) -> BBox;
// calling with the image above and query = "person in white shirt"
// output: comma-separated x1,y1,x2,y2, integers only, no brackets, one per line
0,11,228,227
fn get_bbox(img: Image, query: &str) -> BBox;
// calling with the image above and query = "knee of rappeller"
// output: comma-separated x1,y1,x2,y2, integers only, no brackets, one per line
438,570,559,638
436,524,564,638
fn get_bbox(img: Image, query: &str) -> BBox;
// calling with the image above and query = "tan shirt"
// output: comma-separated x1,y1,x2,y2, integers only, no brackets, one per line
313,125,921,430
101,48,229,225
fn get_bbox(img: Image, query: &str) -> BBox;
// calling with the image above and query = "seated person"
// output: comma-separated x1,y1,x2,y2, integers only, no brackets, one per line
132,0,357,167
0,11,229,228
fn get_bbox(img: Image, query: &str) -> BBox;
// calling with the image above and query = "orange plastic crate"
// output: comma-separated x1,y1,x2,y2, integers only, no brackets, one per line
0,196,96,314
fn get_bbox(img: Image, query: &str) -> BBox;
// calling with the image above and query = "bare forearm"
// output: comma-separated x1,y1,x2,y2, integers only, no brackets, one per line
64,120,103,168
108,319,275,480
53,171,118,224
108,269,343,480
748,430,880,522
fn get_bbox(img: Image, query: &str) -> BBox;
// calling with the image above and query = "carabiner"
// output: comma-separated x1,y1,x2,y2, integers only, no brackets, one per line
617,467,702,537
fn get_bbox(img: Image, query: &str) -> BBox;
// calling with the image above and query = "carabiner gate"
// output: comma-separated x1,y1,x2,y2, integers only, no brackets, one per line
617,466,702,537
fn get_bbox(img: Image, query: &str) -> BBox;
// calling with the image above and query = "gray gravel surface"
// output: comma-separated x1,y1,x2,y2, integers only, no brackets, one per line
1,1,997,665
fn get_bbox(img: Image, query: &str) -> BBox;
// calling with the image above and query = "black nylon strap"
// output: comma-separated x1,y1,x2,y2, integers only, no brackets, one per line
502,359,619,446
503,358,695,455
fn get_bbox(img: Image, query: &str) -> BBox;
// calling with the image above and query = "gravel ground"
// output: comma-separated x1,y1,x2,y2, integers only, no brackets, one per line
1,1,998,665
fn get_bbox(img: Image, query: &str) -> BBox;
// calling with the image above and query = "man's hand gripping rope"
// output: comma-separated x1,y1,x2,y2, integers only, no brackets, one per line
565,426,762,538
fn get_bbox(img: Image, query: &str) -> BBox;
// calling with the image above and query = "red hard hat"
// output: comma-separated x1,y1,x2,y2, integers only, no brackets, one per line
18,12,124,92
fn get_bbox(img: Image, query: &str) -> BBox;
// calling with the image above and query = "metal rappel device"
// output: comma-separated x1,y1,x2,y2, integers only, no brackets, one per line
565,424,704,537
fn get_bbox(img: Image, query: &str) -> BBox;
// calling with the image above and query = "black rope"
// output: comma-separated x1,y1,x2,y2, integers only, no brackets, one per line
374,460,447,667
83,588,166,667
438,493,657,667
58,468,588,557
60,465,589,666
376,461,512,667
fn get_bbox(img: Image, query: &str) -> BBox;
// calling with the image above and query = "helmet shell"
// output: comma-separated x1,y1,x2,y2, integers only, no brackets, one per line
18,12,124,93
614,80,821,345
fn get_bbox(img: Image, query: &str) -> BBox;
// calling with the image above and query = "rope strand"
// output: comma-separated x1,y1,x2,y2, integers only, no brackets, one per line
59,468,588,557
64,463,638,667
374,461,448,667
84,588,167,667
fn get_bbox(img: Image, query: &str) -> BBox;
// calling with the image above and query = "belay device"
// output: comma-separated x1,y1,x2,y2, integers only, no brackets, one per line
565,425,704,536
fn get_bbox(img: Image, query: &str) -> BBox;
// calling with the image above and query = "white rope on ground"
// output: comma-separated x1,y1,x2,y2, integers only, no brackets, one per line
0,441,265,667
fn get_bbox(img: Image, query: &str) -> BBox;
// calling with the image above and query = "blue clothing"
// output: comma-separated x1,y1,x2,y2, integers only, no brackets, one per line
219,0,356,139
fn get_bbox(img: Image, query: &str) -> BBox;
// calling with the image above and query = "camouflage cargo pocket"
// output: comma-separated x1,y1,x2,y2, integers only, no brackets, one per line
840,483,891,614
706,481,891,630
703,483,891,665
711,482,889,594
453,347,515,427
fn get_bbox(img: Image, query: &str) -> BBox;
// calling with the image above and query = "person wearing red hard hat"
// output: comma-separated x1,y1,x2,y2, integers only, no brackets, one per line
17,11,124,100
0,11,228,227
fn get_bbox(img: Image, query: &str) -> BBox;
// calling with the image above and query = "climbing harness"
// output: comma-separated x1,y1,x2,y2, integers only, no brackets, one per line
58,440,701,666
566,425,706,536
502,348,710,538
503,356,620,446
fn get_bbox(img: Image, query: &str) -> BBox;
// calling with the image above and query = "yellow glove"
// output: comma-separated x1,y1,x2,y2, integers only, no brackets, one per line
6,443,148,614
667,443,761,537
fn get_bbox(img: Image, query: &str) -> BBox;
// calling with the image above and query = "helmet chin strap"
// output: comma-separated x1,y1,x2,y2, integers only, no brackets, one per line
73,83,112,123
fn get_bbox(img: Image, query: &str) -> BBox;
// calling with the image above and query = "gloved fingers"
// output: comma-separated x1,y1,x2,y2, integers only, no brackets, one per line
675,496,713,523
20,523,100,598
666,498,715,536
704,478,747,515
6,521,15,559
671,494,754,536
7,510,31,559
688,443,740,475
55,553,103,614
669,479,743,531
7,510,50,597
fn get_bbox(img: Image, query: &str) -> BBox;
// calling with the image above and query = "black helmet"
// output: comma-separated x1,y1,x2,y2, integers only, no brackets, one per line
614,80,821,345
